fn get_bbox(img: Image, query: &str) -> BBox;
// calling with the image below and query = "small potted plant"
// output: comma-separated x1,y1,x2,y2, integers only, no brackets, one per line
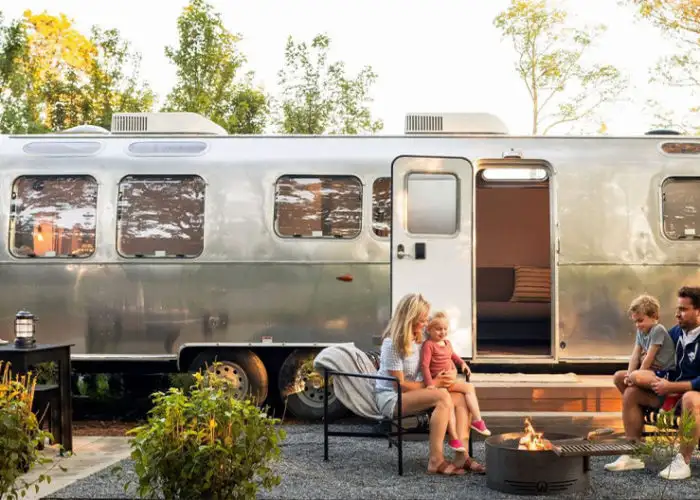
124,364,286,499
0,361,54,499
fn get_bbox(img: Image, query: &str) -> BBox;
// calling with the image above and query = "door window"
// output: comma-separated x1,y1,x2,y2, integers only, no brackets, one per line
406,173,458,235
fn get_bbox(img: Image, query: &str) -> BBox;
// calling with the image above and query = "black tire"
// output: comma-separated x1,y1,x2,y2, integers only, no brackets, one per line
277,349,347,421
188,349,268,405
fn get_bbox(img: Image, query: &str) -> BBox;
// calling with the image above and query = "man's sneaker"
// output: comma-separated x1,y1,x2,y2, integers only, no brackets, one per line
659,453,691,480
470,420,491,436
604,454,645,471
448,439,466,452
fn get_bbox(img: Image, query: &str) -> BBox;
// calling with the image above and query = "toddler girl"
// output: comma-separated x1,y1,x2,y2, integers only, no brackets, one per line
420,312,490,452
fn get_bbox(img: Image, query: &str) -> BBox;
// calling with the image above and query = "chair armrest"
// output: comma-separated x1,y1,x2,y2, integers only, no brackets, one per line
325,369,399,384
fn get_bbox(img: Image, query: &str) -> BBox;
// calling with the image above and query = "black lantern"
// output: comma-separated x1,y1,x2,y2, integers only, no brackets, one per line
14,310,36,348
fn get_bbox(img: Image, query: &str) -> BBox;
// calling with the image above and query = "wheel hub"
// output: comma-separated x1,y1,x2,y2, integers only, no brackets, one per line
210,360,249,399
296,372,336,409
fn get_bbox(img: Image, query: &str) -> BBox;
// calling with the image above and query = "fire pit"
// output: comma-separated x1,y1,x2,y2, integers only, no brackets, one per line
485,418,639,496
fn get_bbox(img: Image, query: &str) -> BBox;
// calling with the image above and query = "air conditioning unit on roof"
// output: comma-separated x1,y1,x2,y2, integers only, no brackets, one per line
111,112,227,135
405,112,509,135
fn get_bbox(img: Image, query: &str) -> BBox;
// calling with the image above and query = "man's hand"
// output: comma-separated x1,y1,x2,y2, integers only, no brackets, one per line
461,362,471,376
624,374,633,386
651,377,671,396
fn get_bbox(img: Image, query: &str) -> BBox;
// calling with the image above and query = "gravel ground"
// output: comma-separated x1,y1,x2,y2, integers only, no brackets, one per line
45,424,700,500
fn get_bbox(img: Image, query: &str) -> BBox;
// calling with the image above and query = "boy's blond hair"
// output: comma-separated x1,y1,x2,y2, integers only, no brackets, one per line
628,294,661,319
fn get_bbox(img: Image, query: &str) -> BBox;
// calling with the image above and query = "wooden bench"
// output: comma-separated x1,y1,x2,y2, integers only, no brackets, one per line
322,369,473,475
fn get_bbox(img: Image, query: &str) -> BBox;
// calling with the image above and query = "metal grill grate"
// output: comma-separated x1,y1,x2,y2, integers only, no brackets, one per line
552,441,640,457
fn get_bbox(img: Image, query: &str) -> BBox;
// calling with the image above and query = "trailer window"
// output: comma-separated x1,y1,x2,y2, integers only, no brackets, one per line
10,175,97,258
662,177,700,240
275,175,362,239
117,175,205,258
372,177,391,238
407,173,458,235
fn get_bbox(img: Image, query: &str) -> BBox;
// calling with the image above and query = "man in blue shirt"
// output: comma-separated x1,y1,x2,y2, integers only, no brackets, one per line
605,286,700,480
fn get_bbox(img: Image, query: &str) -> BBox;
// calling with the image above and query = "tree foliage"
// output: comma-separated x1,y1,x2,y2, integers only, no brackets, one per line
494,0,627,134
629,0,700,134
276,33,382,135
0,10,153,133
162,0,269,134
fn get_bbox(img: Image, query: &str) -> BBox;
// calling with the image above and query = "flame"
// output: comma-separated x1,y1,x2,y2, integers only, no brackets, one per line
518,417,552,451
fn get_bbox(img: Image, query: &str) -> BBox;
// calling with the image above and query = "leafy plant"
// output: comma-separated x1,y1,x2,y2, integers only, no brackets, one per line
0,361,54,499
635,407,696,498
123,364,286,499
32,362,57,385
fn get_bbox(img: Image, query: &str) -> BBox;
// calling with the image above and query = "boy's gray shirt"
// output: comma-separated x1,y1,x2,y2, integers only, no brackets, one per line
635,324,676,371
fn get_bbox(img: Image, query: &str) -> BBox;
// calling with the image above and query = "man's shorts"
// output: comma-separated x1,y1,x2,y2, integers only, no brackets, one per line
655,370,670,379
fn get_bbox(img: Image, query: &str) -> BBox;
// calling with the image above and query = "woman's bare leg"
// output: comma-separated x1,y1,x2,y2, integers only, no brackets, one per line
400,388,456,472
449,381,482,421
450,392,485,472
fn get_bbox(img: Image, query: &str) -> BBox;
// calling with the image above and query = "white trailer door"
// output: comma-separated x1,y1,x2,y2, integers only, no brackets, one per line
391,156,473,358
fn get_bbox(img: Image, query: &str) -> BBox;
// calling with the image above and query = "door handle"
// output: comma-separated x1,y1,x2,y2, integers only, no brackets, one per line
397,243,426,260
397,244,410,259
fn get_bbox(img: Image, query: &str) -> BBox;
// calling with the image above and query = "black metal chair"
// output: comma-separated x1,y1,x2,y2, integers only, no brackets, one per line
33,383,62,446
322,369,473,476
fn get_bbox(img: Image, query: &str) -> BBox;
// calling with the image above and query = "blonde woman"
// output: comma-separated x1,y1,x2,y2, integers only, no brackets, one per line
374,293,485,475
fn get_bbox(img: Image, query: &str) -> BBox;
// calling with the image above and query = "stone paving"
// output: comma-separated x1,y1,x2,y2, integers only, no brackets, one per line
17,436,131,500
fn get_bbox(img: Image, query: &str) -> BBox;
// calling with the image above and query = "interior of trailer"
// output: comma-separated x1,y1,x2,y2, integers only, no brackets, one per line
475,168,552,357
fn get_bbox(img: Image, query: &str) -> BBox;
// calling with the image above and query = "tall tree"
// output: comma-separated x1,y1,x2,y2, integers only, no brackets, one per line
494,0,627,134
162,0,268,134
0,10,153,133
0,12,33,133
276,33,383,135
629,0,700,133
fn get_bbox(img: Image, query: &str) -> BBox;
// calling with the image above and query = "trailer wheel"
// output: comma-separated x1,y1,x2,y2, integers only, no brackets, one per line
188,349,268,405
278,349,347,421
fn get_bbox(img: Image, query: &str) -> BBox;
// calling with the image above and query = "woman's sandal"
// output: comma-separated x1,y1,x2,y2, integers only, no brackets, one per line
427,460,466,476
457,457,486,474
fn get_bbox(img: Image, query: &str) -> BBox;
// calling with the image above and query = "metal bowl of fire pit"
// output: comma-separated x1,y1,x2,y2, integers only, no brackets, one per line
485,431,589,496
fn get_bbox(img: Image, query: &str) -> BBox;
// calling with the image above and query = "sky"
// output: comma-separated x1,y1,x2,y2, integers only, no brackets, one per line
3,0,693,135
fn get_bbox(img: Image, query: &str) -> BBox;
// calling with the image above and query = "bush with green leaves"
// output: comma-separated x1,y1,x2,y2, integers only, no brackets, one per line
0,361,54,499
635,407,696,498
124,365,286,499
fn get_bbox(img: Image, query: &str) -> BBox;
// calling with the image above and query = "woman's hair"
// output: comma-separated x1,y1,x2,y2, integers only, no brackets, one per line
427,311,449,332
381,293,430,359
628,294,660,319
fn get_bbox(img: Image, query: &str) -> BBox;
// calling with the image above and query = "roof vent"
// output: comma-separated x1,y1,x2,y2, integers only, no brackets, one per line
60,124,110,135
405,112,508,135
111,112,227,135
645,129,682,136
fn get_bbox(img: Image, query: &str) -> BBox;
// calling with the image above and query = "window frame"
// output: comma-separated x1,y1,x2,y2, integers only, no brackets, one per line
8,174,99,259
273,174,364,240
115,174,207,259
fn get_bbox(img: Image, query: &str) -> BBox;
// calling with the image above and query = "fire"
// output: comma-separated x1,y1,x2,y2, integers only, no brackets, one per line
518,417,552,451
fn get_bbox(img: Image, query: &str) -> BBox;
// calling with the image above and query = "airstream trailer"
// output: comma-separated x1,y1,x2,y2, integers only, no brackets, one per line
0,110,696,420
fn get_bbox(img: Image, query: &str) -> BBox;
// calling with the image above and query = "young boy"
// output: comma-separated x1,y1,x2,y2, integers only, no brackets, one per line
620,294,676,393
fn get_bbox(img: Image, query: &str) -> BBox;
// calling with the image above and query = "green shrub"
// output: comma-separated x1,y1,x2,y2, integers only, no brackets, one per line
125,365,286,499
0,361,54,499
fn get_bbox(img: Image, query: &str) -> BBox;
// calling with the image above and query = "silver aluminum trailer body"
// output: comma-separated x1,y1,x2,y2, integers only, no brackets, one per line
0,121,697,417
